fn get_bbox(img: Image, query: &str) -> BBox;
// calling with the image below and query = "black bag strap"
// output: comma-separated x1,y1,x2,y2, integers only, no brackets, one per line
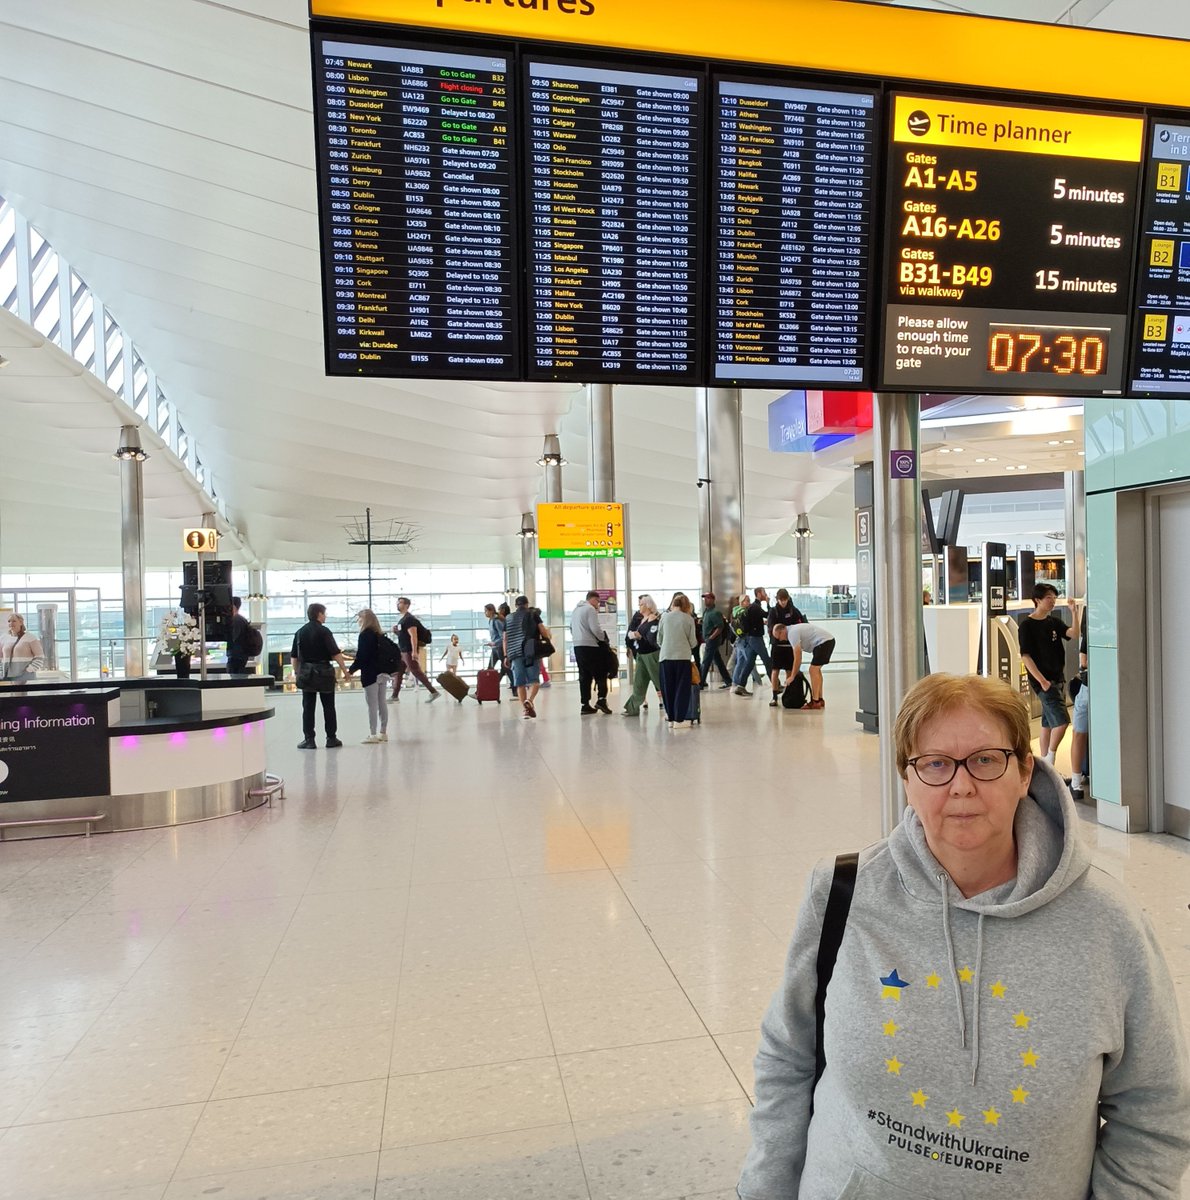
812,851,859,1110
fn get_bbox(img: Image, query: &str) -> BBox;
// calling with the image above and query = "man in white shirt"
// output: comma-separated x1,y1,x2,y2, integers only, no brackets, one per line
570,590,611,715
789,622,836,710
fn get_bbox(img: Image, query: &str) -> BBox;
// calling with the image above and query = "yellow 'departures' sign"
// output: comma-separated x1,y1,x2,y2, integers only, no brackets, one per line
537,502,624,558
892,95,1144,164
309,0,1190,110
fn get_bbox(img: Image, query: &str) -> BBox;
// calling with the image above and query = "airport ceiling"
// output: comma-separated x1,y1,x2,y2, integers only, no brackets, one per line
0,0,1175,572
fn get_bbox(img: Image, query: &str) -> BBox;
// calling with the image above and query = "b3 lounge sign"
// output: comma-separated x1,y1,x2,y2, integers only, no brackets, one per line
0,696,111,803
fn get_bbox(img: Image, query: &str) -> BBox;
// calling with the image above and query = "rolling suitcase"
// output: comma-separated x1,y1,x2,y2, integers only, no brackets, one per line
437,672,470,703
687,682,701,725
475,668,502,704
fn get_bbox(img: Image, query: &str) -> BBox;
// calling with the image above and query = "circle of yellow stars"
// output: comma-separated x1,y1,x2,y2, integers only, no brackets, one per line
881,967,1039,1127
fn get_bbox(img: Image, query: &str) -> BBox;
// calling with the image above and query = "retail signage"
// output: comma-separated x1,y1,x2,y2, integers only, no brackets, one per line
880,94,1143,394
0,692,112,804
183,528,218,552
889,450,917,479
768,392,852,453
806,391,874,435
536,502,624,557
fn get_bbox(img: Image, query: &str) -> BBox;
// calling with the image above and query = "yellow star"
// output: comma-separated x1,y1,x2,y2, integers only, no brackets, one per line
881,985,903,1001
957,967,974,984
885,1056,904,1076
1013,1011,1031,1029
947,1108,966,1128
910,1088,929,1108
925,972,941,989
1011,1086,1031,1104
989,981,1007,999
983,1107,1002,1126
1021,1048,1040,1069
883,1020,899,1037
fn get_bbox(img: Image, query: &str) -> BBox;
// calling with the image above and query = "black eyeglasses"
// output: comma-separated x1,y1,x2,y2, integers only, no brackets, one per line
905,748,1016,787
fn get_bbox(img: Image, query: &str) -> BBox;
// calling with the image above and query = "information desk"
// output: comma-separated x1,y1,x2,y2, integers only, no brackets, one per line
0,678,275,839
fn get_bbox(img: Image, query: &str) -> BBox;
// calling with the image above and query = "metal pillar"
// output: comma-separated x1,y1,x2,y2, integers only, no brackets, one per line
587,384,617,594
117,426,147,678
695,388,746,606
520,514,537,606
504,564,519,601
1063,470,1087,599
795,514,812,588
873,394,926,835
249,568,267,674
544,451,565,677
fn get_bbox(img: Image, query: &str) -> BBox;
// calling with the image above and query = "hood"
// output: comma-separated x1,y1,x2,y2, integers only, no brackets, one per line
888,756,1092,915
885,758,1092,1085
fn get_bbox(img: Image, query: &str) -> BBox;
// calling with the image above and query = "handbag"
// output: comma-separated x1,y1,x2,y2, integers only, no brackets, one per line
537,636,556,659
690,661,701,685
601,640,619,679
297,661,336,693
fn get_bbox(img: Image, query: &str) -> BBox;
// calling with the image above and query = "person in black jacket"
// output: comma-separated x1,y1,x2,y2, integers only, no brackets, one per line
347,608,392,744
291,602,348,749
226,597,250,674
622,596,662,716
766,587,806,638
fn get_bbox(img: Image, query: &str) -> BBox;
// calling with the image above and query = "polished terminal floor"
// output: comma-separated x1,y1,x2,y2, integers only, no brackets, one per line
1,671,1187,1200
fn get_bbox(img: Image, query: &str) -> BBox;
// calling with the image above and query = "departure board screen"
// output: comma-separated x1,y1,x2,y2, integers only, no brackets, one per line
880,94,1143,395
1128,122,1190,396
525,59,702,382
312,36,520,377
712,79,878,387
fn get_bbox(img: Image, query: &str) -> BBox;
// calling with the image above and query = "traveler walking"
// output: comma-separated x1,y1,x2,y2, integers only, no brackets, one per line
0,613,46,684
658,593,698,728
503,594,549,719
699,592,732,688
395,596,439,702
732,586,773,694
571,590,611,715
1018,583,1076,766
622,595,662,716
484,603,505,672
346,608,392,743
439,634,464,674
225,597,252,675
788,620,836,709
291,602,348,749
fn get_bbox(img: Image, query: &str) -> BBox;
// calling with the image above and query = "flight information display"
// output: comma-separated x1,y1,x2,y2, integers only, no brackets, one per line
880,94,1143,394
712,79,877,386
312,37,520,377
1129,122,1190,396
525,59,702,382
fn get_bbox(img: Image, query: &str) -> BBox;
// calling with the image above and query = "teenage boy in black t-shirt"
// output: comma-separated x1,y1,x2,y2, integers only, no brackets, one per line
1018,583,1076,767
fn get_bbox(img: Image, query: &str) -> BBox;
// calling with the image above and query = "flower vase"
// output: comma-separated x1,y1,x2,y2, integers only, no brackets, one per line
174,655,192,679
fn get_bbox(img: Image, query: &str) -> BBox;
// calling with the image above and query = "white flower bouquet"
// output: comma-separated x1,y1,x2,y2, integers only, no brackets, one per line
159,609,203,659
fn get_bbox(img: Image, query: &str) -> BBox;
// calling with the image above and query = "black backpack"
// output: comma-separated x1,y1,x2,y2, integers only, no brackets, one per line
782,671,811,710
242,625,263,658
416,619,433,645
376,633,403,674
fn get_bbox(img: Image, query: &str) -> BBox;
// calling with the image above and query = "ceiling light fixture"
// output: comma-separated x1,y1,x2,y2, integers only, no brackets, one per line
951,447,964,453
537,434,567,467
517,513,537,540
113,425,149,462
794,512,814,539
0,354,10,368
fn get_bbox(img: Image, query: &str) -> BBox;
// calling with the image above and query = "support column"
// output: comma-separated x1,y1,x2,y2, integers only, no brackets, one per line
117,425,147,678
520,513,537,606
873,394,925,835
695,388,745,606
504,565,519,602
1063,470,1087,599
248,568,267,673
587,385,617,595
795,514,811,588
543,446,565,677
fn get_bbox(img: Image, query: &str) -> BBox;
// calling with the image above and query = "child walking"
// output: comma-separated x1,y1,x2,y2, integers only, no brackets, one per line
440,634,464,674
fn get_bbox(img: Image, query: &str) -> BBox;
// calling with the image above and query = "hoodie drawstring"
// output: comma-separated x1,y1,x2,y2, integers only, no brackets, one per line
939,872,987,1085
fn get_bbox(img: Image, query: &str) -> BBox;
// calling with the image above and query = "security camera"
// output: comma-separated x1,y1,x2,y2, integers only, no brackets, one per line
696,480,704,489
696,477,711,489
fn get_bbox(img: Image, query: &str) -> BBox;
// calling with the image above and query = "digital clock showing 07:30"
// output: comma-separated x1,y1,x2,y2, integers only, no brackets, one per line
986,324,1109,376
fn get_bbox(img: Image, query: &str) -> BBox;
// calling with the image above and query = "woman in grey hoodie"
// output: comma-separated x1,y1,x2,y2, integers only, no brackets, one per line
739,673,1190,1200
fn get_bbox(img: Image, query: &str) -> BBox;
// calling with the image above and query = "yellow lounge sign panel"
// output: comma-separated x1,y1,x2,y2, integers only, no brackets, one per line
310,0,1190,109
537,503,624,558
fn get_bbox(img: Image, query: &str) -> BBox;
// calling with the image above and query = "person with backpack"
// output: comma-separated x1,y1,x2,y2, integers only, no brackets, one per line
395,596,439,702
503,594,549,719
225,596,261,674
788,620,836,710
347,608,396,743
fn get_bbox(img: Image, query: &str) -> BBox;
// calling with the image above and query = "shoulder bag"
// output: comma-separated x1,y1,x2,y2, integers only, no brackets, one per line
811,851,859,1113
297,661,336,693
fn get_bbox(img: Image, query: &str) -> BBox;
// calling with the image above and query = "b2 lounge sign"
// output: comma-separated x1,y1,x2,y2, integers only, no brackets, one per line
0,698,111,803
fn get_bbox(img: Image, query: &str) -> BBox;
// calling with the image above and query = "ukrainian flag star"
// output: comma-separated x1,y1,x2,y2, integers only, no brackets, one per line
947,1109,966,1128
1021,1048,1040,1068
957,967,974,984
880,969,909,1000
983,1107,1002,1126
1013,1011,1032,1029
989,981,1007,999
1011,1086,1031,1104
910,1088,929,1108
885,1056,903,1076
883,1020,899,1037
925,972,941,989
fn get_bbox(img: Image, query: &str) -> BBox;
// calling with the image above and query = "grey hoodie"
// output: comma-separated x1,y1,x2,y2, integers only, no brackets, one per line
738,760,1190,1199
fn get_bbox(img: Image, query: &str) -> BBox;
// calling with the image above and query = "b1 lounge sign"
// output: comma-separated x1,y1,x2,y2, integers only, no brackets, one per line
0,694,111,803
